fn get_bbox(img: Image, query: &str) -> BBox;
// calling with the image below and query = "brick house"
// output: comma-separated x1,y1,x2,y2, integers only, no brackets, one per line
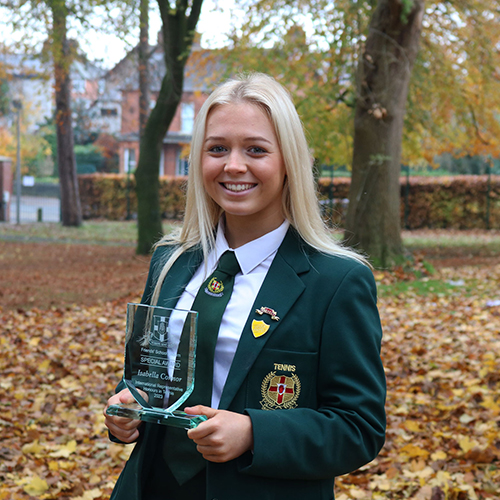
116,40,218,176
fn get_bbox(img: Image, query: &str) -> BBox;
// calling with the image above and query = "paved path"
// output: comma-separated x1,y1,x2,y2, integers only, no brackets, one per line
9,195,60,223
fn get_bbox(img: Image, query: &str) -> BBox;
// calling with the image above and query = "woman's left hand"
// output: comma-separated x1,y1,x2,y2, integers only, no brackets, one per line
185,405,254,463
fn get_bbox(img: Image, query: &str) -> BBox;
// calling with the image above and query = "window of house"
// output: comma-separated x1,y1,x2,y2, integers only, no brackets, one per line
72,79,86,94
159,149,165,176
180,102,195,134
101,108,118,116
176,148,189,176
124,148,136,173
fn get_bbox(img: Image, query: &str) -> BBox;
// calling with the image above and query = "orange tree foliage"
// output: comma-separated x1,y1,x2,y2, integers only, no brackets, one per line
0,101,53,176
0,242,498,499
220,0,500,168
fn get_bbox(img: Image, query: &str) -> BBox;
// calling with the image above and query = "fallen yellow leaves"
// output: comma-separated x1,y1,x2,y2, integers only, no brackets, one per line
18,476,49,496
0,259,498,499
336,262,500,499
49,440,78,459
400,444,430,459
0,302,132,499
71,488,103,500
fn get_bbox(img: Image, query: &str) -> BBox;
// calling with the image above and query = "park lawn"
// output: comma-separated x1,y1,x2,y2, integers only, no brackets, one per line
0,220,181,246
1,221,499,252
0,226,498,499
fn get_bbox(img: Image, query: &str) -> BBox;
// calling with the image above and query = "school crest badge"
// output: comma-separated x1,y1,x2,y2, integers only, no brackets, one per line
205,277,224,297
260,371,301,410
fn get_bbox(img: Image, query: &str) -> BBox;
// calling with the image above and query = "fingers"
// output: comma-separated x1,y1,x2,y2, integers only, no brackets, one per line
105,417,141,443
186,409,253,463
103,389,142,443
184,405,217,417
118,389,137,405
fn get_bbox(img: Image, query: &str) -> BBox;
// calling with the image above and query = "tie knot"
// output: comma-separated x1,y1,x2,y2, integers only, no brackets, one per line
217,251,240,277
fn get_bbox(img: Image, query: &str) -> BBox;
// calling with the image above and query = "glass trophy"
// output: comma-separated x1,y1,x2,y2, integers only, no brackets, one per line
106,303,207,429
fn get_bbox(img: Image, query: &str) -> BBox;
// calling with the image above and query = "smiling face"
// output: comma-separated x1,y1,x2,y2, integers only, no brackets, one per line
202,102,286,244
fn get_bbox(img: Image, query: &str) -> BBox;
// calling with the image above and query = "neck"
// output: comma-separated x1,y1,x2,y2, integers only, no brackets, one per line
224,213,285,248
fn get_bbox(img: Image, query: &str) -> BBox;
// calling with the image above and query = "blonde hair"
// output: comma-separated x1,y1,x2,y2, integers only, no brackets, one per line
150,73,367,305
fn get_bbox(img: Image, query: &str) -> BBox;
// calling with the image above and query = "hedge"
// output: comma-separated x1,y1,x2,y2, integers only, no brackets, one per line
317,175,500,229
78,174,187,221
79,174,500,229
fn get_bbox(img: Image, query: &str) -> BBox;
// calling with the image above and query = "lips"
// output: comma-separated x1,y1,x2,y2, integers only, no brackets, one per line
222,183,256,192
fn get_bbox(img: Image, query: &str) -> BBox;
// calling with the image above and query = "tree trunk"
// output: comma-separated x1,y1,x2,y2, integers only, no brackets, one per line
139,0,150,136
51,0,82,227
135,0,203,254
344,0,424,267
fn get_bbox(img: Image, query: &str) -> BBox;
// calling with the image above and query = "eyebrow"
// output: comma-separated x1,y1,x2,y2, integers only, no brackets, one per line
204,135,273,145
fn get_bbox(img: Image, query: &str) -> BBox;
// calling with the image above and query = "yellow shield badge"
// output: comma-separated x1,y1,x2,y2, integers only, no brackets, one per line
251,319,270,338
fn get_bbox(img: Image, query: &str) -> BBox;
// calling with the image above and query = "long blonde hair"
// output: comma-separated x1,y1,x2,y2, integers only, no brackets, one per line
150,73,367,305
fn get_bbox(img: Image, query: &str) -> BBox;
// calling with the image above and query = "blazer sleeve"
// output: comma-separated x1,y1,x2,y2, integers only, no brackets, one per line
242,263,386,480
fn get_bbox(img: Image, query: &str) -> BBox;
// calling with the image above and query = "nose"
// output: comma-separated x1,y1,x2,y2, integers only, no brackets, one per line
224,151,247,174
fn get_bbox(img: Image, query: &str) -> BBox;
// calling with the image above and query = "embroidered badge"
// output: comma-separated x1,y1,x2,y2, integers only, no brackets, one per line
260,371,301,410
251,319,270,338
205,277,224,297
255,306,280,321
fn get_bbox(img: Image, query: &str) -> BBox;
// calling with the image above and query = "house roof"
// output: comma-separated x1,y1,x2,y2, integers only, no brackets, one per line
100,44,223,95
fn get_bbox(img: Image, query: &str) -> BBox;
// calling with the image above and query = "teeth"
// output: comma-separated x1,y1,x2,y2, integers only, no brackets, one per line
224,183,254,192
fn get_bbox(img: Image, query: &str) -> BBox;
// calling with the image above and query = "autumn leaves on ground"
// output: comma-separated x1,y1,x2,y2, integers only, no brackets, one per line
0,227,499,499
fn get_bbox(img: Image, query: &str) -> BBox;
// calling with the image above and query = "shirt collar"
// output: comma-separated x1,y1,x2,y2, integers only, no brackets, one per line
214,218,290,275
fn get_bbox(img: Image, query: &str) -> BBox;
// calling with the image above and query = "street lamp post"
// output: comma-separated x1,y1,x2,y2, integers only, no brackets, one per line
13,99,22,225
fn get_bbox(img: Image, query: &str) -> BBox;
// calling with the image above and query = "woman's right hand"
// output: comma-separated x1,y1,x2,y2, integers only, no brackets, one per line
103,388,142,443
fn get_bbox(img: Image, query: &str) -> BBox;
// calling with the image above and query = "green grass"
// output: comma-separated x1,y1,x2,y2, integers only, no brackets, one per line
377,276,498,298
378,278,459,297
402,231,500,249
1,220,499,255
401,229,500,258
0,220,180,246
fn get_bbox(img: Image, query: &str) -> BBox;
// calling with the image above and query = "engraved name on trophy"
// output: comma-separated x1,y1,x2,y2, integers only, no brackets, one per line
106,303,207,429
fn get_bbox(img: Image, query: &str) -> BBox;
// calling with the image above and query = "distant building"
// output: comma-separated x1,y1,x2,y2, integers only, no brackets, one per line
0,51,104,133
0,40,222,177
96,35,221,177
0,53,52,133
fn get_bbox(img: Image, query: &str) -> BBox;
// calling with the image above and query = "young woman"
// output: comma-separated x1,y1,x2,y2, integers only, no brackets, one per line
104,73,386,500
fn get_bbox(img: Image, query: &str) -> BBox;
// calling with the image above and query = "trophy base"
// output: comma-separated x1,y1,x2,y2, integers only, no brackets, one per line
106,403,208,429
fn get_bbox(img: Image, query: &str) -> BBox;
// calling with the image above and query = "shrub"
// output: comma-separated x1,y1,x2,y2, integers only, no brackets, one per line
317,175,500,229
78,174,187,220
79,174,500,229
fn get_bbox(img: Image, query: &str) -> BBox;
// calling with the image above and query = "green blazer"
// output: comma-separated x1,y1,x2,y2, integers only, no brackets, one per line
110,227,386,500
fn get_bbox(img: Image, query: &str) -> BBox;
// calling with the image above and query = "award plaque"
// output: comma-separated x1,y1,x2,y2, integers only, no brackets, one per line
106,303,207,429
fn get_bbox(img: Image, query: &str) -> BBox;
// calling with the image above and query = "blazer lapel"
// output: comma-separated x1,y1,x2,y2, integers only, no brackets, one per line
157,247,203,309
219,229,310,410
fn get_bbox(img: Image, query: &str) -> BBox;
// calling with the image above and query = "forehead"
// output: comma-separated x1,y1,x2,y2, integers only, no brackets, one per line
205,102,274,131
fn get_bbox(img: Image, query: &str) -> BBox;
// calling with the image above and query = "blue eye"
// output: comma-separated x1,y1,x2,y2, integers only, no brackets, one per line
209,146,227,153
249,146,267,154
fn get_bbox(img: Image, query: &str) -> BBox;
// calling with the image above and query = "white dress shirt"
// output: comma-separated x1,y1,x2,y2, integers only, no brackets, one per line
172,218,289,409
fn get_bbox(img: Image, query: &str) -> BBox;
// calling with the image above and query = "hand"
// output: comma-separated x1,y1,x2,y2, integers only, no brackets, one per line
185,405,254,463
103,388,142,443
